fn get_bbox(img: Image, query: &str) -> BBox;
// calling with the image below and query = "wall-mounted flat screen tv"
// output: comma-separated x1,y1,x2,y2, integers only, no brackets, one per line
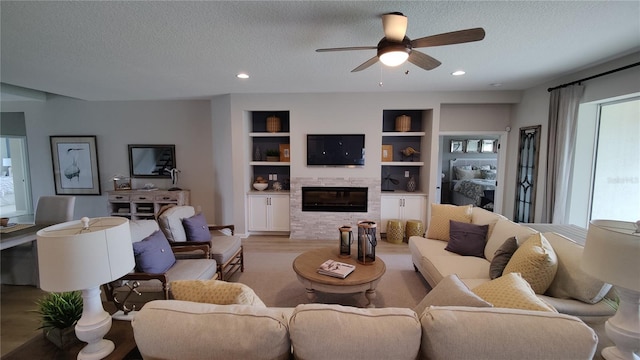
307,134,365,167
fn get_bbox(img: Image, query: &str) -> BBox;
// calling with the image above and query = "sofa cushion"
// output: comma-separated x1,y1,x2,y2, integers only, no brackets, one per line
157,205,195,242
489,236,518,279
427,255,491,282
426,204,472,241
543,232,612,304
132,300,291,360
171,280,265,307
445,220,488,258
132,230,176,273
419,306,597,360
484,219,538,261
472,272,557,312
289,304,421,360
182,213,213,242
504,233,558,294
414,274,492,317
471,206,506,239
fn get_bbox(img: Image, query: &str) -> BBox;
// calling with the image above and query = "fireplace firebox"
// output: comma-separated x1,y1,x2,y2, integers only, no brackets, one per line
302,187,368,212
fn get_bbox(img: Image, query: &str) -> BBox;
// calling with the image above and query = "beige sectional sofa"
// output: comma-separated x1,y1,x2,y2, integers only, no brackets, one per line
132,300,598,360
409,205,616,321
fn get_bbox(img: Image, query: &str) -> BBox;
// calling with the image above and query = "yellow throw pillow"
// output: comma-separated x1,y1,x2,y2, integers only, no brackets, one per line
472,273,557,312
171,280,266,307
503,233,558,294
425,204,473,241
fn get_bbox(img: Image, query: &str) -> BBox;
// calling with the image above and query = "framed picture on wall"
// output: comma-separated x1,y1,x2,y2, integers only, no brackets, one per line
465,139,480,153
450,140,464,153
481,139,495,153
50,135,101,195
381,145,393,161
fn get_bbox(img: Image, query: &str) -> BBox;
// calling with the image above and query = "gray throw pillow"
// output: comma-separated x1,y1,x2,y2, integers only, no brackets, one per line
489,236,518,279
445,220,489,258
132,230,176,273
414,274,493,317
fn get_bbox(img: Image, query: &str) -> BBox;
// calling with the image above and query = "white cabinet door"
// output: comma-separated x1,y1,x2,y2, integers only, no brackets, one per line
269,194,290,231
380,194,427,233
402,195,426,223
248,194,290,232
380,195,403,233
248,195,270,231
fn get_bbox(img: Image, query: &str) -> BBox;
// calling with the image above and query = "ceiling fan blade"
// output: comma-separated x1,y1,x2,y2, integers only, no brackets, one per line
351,56,379,72
408,51,441,70
316,46,376,52
382,12,407,41
411,28,486,48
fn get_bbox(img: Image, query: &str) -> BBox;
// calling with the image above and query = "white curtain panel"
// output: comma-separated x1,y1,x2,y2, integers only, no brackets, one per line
543,84,585,223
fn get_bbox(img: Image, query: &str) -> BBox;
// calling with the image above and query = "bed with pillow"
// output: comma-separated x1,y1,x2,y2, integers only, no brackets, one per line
449,158,497,206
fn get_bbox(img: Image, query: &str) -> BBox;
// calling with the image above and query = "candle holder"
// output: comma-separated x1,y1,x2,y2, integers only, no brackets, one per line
339,226,353,258
357,221,377,265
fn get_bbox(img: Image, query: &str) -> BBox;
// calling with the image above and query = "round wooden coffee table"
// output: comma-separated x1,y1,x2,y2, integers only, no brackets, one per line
292,247,386,308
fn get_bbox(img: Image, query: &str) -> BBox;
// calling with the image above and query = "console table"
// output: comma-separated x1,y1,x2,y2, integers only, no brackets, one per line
107,189,190,220
1,319,138,360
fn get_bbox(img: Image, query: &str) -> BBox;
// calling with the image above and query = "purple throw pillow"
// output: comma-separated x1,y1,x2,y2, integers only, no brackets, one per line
182,213,212,242
132,230,176,273
445,220,489,258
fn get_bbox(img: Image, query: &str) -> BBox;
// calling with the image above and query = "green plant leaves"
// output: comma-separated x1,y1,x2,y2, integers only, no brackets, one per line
34,291,83,330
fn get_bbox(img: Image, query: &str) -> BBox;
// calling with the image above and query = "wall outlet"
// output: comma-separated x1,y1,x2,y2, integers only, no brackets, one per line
273,174,277,181
268,174,273,180
405,171,410,178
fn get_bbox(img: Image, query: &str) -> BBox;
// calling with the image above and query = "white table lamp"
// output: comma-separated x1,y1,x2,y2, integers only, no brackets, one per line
581,219,640,360
37,217,134,360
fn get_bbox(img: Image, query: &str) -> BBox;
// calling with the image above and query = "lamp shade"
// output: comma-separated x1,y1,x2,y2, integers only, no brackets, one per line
37,217,134,292
581,220,640,292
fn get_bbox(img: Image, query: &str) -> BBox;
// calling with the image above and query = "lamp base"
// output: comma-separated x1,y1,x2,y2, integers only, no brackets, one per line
601,286,640,360
111,310,137,321
601,346,640,360
78,339,115,360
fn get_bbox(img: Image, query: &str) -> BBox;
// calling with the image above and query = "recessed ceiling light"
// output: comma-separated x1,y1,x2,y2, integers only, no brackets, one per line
236,73,249,79
451,70,466,76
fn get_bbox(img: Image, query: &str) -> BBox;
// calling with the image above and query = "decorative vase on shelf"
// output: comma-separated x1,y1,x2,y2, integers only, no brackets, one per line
406,176,417,192
254,146,261,161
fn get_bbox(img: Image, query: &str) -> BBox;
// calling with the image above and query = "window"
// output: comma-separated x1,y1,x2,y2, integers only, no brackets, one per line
0,112,33,219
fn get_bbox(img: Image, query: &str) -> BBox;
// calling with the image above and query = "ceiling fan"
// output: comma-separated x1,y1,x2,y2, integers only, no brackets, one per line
316,12,485,72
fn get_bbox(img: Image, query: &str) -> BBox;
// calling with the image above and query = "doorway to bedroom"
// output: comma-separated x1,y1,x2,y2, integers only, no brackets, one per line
437,133,506,213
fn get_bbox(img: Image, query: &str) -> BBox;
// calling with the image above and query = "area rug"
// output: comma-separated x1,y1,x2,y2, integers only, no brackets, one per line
228,250,430,309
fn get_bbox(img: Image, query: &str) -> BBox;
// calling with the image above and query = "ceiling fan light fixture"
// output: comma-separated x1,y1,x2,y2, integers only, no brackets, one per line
379,50,409,67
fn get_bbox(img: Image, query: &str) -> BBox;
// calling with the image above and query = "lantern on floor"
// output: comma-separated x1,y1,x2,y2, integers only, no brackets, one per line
339,226,353,258
357,221,377,265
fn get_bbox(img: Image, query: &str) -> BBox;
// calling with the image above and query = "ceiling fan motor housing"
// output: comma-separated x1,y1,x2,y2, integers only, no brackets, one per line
377,37,412,58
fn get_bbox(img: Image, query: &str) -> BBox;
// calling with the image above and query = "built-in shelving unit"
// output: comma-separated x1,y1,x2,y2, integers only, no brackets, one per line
250,111,290,187
381,109,430,193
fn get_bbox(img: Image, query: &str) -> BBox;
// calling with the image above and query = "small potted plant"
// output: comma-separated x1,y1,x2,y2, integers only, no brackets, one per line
265,149,280,162
34,291,83,349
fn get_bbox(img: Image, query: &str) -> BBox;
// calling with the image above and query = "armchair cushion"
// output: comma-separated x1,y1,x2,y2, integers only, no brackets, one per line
182,213,212,242
133,230,176,273
158,205,195,242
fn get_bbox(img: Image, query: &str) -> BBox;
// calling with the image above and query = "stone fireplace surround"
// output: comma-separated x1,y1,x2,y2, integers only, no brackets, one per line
290,177,381,240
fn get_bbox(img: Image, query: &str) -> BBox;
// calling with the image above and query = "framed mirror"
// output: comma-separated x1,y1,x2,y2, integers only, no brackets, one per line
128,144,175,178
465,139,480,153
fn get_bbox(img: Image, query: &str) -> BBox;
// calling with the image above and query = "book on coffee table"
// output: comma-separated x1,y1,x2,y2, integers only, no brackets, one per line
317,259,355,279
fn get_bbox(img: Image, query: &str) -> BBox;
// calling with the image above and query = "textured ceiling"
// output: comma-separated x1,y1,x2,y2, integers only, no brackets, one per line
1,1,639,101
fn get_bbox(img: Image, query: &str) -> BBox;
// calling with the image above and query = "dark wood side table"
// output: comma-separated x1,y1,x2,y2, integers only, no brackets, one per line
1,319,138,360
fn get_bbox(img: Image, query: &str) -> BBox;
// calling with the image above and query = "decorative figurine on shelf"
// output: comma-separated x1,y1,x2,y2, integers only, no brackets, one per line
400,147,420,161
382,169,399,191
406,175,417,192
164,167,182,191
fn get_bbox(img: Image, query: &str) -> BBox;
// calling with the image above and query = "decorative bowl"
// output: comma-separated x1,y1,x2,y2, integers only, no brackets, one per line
253,183,268,191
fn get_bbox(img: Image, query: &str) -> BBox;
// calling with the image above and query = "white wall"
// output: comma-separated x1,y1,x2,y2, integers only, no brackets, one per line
0,96,214,219
508,51,640,222
223,91,521,234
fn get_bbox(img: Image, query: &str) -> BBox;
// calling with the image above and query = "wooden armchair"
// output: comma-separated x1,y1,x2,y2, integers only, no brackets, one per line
102,220,218,313
157,206,244,281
